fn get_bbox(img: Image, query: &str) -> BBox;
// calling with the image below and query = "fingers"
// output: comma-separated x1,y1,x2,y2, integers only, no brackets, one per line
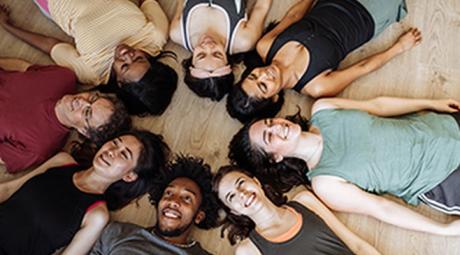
410,27,423,46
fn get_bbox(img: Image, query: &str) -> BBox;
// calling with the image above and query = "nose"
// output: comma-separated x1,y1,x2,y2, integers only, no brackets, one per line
167,197,180,209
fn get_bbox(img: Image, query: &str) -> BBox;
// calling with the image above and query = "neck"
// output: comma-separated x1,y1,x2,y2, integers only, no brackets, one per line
249,196,286,232
158,227,192,246
73,168,112,194
271,60,298,90
289,130,323,169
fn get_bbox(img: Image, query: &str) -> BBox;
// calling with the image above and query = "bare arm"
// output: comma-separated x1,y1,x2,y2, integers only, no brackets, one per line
293,190,380,255
311,176,460,236
0,152,75,203
311,96,460,117
256,0,315,60
232,0,272,53
169,0,184,45
0,58,31,71
62,203,109,255
235,239,262,255
304,28,422,98
0,5,63,54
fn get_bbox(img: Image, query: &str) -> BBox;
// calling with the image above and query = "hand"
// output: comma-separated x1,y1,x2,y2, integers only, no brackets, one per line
395,27,422,52
0,4,11,26
430,98,460,113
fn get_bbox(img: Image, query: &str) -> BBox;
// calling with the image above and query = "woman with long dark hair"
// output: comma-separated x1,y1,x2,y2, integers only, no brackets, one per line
0,130,170,255
229,96,460,235
213,165,380,255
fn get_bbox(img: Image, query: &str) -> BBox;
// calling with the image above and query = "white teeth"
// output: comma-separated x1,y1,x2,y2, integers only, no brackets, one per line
163,208,180,219
245,193,255,207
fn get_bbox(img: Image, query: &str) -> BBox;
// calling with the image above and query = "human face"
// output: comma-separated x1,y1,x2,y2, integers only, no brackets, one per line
55,92,114,136
113,44,151,84
218,171,264,216
192,35,228,73
93,135,142,182
242,65,282,99
157,177,204,237
249,118,302,159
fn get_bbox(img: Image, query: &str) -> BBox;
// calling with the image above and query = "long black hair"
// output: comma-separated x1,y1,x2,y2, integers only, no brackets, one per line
212,165,287,245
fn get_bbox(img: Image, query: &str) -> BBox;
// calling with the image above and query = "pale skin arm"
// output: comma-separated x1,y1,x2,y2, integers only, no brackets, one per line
304,28,422,98
0,58,32,71
62,203,109,255
293,190,380,255
169,0,184,45
0,152,76,203
0,4,63,54
235,238,262,255
232,0,272,53
256,0,315,60
311,96,460,117
311,176,460,236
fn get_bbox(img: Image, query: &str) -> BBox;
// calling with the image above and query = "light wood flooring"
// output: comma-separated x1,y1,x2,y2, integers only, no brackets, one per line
1,0,460,254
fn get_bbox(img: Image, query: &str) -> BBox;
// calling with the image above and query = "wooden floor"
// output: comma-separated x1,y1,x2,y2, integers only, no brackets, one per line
1,0,460,254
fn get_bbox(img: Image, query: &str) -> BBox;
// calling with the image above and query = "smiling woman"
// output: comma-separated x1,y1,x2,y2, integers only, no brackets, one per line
0,129,170,255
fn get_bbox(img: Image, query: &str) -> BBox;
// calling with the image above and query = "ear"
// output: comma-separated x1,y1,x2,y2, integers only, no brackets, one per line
122,171,138,183
194,210,206,225
271,94,279,103
272,154,284,163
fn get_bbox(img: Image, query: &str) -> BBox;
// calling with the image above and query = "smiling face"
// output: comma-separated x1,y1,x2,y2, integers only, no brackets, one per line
93,135,143,182
249,118,302,161
191,35,228,74
55,92,114,137
157,177,204,237
242,65,282,99
217,171,265,216
112,44,151,84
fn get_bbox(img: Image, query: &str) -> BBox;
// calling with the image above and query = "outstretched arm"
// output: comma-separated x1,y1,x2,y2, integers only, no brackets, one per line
233,0,272,53
0,4,63,54
169,0,184,45
304,28,422,98
0,57,31,71
311,96,460,117
294,190,380,255
311,176,460,236
256,0,315,59
62,203,109,255
0,152,75,203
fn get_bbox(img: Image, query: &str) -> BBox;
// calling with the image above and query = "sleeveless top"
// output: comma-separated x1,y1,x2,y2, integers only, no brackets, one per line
248,201,352,255
0,165,104,255
266,0,374,92
308,109,460,205
181,0,247,54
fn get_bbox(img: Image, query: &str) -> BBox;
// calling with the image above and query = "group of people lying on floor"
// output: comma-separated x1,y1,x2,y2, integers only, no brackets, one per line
1,0,459,254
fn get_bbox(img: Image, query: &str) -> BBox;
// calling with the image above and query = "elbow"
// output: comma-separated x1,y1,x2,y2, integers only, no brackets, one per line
307,83,334,98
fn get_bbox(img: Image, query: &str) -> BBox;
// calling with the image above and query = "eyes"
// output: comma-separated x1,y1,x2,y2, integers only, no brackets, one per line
111,138,132,160
248,73,268,94
120,56,146,73
83,93,101,128
164,189,194,204
195,51,224,61
227,178,246,203
263,119,274,145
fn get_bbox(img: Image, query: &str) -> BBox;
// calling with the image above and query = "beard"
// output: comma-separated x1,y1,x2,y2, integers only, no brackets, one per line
156,221,194,238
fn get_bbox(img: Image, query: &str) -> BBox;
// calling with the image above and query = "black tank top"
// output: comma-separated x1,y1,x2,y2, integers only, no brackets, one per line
248,201,353,255
266,0,374,92
181,0,247,54
0,165,104,255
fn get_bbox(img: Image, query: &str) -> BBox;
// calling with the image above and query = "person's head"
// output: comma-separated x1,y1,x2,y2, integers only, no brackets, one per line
149,156,219,239
183,35,235,101
95,129,171,210
212,165,286,245
55,91,131,145
111,44,178,116
229,113,310,192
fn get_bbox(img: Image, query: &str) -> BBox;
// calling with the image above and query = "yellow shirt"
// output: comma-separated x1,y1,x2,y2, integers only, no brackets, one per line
49,0,168,85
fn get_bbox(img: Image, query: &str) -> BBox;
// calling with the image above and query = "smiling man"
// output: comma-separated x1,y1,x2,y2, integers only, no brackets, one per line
90,155,219,255
0,58,131,173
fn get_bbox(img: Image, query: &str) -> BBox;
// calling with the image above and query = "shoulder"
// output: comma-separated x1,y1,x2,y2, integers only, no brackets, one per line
311,98,341,115
83,202,109,228
235,238,261,255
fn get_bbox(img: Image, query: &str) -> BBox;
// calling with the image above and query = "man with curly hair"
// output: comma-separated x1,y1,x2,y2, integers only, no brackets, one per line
90,155,219,255
0,58,131,173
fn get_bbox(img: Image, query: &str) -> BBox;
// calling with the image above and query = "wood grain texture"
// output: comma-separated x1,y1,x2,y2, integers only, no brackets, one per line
1,0,460,254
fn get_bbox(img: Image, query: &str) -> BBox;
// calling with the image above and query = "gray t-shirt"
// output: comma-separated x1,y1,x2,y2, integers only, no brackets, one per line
90,222,212,255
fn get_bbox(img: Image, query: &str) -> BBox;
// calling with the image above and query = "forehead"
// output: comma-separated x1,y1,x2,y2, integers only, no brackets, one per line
248,120,266,147
218,171,246,196
241,76,259,98
165,177,202,199
119,135,143,160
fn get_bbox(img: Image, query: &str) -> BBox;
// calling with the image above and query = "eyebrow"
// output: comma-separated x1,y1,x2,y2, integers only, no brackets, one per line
184,188,197,197
119,137,133,159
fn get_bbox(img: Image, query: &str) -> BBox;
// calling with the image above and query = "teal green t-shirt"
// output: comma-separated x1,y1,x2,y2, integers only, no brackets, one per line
307,109,460,205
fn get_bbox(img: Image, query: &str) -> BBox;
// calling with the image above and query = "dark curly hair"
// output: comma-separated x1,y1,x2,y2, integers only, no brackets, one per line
182,56,235,101
103,51,178,116
86,93,132,145
228,110,310,192
212,165,286,245
104,129,171,210
149,155,219,229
